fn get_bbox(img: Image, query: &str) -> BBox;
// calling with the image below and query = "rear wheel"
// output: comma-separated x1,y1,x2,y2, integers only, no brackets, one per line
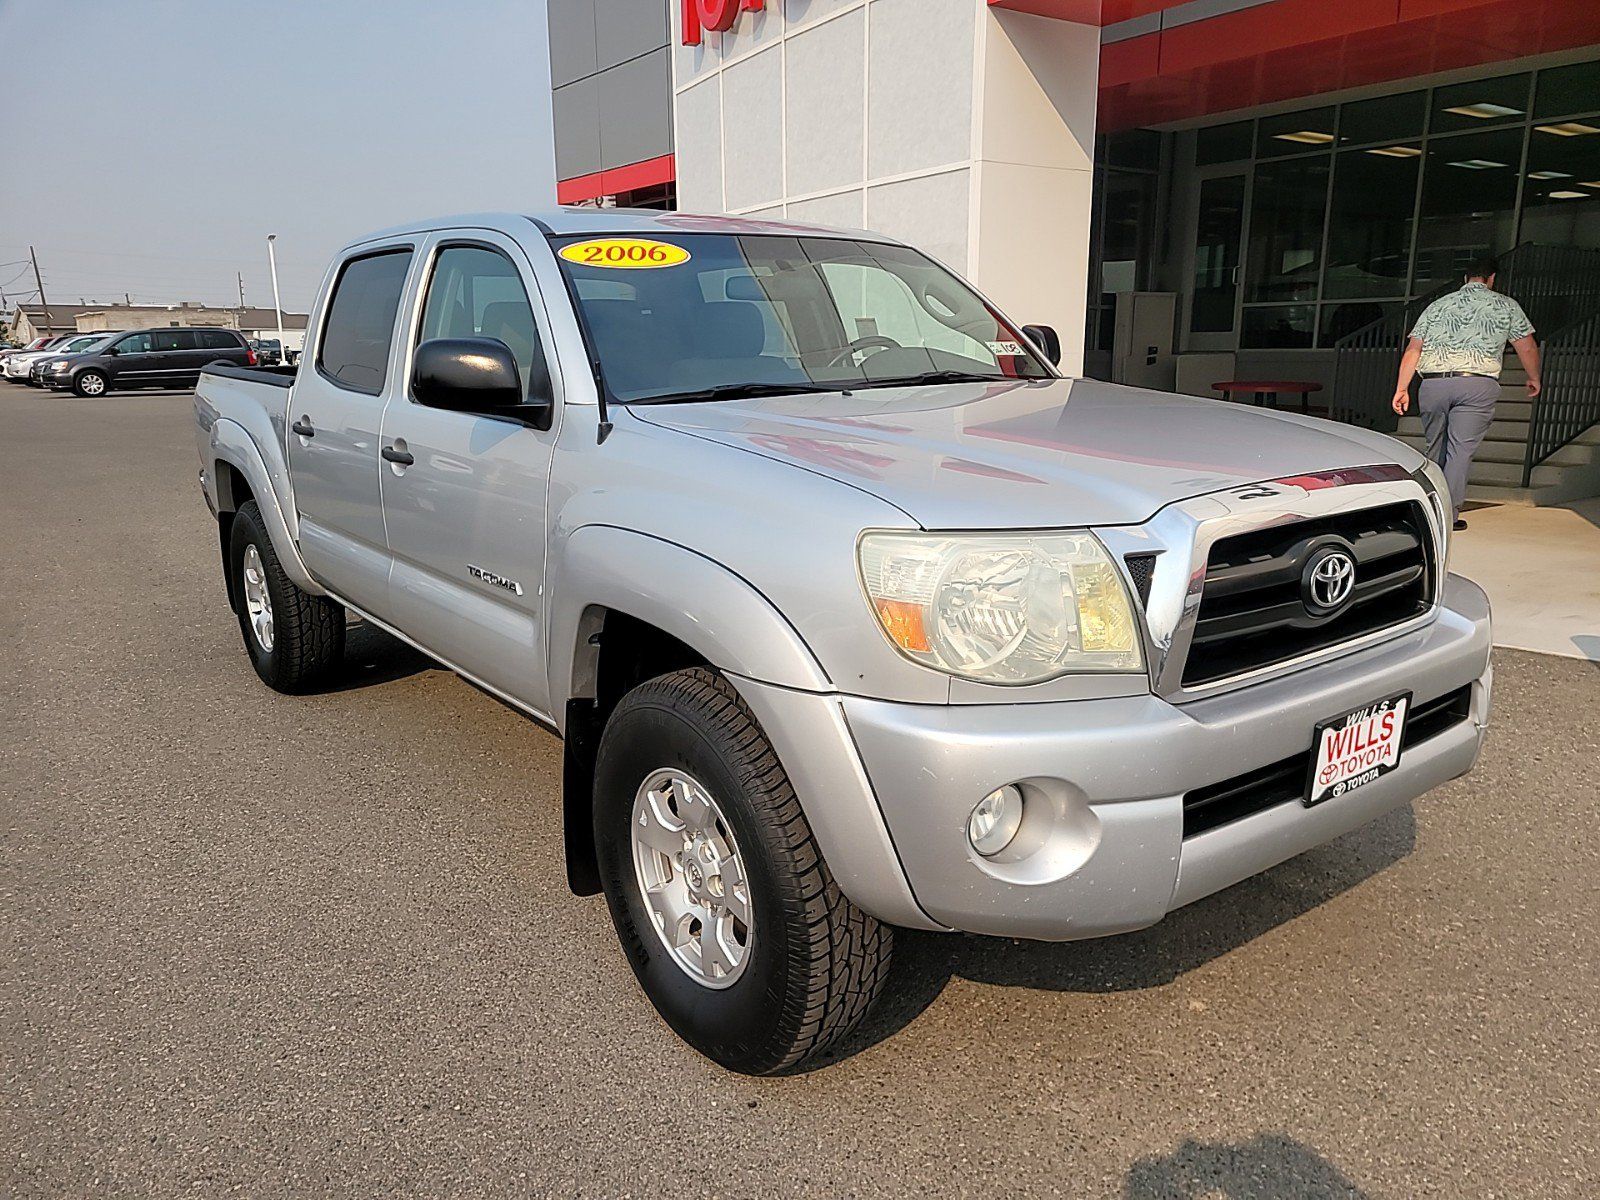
73,371,108,397
594,667,892,1074
228,500,345,692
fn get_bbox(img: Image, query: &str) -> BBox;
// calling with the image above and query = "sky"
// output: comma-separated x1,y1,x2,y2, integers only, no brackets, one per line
0,0,556,315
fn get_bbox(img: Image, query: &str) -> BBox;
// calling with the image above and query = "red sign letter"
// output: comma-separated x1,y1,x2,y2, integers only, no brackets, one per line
682,0,764,47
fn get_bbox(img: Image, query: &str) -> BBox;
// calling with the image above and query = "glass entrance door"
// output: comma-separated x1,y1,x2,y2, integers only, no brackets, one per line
1186,172,1247,350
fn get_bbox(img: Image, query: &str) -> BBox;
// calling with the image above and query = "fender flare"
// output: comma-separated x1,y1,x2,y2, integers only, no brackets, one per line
209,417,326,596
549,525,832,707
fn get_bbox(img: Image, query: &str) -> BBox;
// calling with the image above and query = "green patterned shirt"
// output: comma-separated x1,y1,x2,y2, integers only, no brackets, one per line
1409,282,1534,377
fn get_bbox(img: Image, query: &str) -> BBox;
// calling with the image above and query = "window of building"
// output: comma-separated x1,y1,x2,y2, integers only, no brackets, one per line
1413,126,1523,293
1534,60,1600,121
1197,121,1253,166
1520,115,1600,254
418,244,547,401
1257,107,1336,158
1246,156,1331,303
1338,91,1426,146
318,249,413,395
1324,143,1421,299
1242,304,1316,349
1431,73,1531,134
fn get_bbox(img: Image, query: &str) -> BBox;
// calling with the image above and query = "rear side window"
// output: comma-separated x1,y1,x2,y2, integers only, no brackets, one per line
196,329,237,349
153,329,199,351
318,249,413,394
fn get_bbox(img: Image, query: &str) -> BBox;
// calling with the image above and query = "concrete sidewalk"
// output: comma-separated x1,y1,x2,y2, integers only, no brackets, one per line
1448,498,1600,662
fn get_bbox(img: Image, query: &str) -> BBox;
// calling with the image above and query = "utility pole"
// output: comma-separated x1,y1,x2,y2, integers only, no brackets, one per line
29,246,52,331
237,271,246,308
266,235,285,357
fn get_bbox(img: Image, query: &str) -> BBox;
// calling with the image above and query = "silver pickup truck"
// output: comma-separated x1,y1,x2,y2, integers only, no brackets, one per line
194,209,1491,1073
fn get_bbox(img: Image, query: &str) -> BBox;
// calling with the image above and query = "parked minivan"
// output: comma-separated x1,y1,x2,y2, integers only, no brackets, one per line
55,326,255,396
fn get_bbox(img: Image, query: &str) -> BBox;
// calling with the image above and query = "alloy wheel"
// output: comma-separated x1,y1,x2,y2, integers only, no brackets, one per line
629,768,753,988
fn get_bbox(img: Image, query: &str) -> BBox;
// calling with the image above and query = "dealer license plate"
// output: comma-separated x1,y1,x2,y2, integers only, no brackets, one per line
1305,692,1411,806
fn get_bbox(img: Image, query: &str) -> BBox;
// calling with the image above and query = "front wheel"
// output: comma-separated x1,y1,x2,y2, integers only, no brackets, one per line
594,668,892,1074
227,500,345,692
73,371,108,397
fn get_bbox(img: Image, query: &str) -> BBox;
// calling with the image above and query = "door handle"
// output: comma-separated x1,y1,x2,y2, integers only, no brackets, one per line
381,444,414,466
291,417,315,438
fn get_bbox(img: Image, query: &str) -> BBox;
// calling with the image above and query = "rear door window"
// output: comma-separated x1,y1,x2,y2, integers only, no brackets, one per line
152,329,199,352
318,249,414,394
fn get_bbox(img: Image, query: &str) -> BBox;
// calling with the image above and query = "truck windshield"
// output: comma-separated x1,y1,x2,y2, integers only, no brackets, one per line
550,232,1052,404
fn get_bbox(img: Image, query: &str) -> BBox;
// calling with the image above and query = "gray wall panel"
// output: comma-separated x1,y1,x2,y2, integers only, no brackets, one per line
548,0,599,89
597,46,673,171
596,0,670,73
554,76,603,180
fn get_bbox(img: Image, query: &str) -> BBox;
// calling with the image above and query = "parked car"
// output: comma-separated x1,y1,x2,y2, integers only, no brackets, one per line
4,334,79,379
249,338,282,366
28,331,124,386
193,211,1490,1074
55,326,254,396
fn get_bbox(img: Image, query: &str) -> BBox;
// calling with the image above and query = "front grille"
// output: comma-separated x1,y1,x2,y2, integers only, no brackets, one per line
1181,501,1435,688
1181,684,1472,837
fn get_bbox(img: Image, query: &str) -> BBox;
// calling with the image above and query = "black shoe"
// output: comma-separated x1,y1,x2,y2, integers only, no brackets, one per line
1453,518,1468,531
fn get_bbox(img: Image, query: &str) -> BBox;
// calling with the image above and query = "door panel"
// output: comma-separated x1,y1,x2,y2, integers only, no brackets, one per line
106,331,157,387
378,235,559,715
382,410,551,708
1186,172,1248,351
287,246,416,613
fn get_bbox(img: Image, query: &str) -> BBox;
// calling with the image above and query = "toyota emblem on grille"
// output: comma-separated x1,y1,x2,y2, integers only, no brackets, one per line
1303,547,1356,614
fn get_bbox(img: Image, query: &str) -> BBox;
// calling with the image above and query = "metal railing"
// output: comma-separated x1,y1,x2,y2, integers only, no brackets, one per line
1330,281,1454,431
1524,310,1600,486
1331,243,1600,434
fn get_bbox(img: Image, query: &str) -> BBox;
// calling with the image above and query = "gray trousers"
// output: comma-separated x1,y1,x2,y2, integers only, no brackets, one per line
1418,375,1500,517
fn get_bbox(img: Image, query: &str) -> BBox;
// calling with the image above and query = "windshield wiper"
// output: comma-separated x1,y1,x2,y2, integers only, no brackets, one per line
855,370,1012,389
627,381,852,406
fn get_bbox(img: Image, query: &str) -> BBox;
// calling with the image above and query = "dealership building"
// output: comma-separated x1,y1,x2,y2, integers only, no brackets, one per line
548,0,1600,502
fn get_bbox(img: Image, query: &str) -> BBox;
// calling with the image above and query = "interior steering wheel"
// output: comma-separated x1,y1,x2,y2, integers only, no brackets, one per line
825,335,903,368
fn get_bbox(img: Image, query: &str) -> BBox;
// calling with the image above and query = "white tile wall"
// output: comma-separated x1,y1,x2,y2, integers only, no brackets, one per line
674,77,725,213
721,46,785,211
866,168,971,273
785,7,866,198
867,0,975,178
786,188,867,229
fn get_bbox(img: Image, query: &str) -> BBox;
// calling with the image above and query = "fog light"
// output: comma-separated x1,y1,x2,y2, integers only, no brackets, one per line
969,785,1024,857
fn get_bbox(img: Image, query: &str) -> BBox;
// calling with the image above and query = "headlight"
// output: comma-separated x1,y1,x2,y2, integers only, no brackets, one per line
51,360,70,372
858,530,1145,683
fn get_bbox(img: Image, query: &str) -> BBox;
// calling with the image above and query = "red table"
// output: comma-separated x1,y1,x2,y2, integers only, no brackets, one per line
1213,379,1325,415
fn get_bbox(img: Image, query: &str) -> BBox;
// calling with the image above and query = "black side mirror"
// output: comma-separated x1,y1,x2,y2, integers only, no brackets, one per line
1021,323,1062,367
412,337,552,427
103,346,119,357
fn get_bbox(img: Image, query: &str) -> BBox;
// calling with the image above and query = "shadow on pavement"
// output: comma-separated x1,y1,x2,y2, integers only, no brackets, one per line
1122,1133,1371,1199
306,618,438,692
800,803,1415,1071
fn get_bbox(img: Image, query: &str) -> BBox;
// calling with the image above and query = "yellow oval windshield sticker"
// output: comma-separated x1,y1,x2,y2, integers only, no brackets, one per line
559,238,691,269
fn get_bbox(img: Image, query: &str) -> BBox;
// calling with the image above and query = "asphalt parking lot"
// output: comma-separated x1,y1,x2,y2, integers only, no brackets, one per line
3,380,1597,1199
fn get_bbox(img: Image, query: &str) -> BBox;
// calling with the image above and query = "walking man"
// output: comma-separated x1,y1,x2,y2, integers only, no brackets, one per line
1392,253,1540,530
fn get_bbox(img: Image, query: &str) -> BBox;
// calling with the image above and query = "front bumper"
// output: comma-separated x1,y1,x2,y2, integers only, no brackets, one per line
737,573,1490,939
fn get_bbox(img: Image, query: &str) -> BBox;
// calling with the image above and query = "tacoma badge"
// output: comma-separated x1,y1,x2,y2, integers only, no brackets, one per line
466,564,523,596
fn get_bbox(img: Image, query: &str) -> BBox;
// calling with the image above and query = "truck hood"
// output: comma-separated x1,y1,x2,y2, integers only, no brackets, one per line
629,378,1418,529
